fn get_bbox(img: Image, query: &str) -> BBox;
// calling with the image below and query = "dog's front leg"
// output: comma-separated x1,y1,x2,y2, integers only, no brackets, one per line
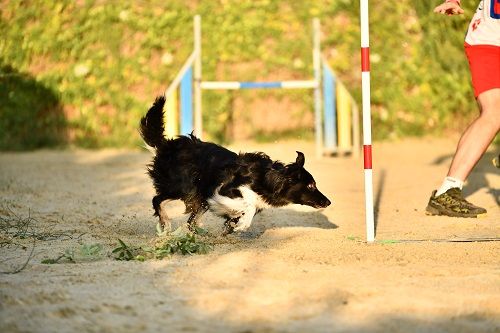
187,202,209,233
233,206,256,232
222,217,240,236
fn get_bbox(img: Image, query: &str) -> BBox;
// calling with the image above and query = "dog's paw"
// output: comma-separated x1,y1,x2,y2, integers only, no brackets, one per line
233,221,251,232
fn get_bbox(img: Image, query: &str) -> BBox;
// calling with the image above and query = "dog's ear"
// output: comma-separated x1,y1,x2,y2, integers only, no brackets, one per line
295,151,305,167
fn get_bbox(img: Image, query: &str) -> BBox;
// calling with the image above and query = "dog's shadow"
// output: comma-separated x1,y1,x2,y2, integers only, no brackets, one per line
166,206,337,239
247,207,337,238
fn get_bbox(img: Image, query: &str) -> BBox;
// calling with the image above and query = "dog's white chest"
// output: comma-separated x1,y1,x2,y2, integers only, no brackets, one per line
208,185,269,218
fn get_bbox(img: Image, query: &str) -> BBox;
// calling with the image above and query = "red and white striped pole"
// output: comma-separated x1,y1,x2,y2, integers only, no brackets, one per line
360,0,375,242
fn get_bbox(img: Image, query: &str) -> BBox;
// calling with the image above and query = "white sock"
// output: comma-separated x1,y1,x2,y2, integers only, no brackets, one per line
436,176,464,196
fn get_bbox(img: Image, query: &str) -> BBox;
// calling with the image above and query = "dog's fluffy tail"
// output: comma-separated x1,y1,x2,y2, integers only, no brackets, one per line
140,96,167,148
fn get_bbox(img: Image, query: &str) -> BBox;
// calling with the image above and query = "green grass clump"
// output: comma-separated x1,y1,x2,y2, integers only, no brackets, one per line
112,226,211,262
41,229,211,264
112,239,138,261
150,226,211,258
42,243,104,264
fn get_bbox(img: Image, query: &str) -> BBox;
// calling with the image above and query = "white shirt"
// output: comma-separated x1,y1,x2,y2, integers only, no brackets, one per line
465,0,500,46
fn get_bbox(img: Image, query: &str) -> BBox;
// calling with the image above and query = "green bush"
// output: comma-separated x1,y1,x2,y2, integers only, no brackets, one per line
0,0,492,150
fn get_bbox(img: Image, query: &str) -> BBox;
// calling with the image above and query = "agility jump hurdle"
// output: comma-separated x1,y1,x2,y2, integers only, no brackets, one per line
163,15,360,158
323,58,360,156
162,16,201,138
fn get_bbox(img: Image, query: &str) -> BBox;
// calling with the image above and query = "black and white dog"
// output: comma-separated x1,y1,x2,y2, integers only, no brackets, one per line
140,96,331,235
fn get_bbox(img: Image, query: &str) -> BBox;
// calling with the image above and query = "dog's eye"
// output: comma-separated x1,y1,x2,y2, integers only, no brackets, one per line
307,183,316,191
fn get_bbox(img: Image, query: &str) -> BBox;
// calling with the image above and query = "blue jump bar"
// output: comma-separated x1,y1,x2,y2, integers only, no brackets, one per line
180,67,193,135
323,64,337,151
239,82,282,89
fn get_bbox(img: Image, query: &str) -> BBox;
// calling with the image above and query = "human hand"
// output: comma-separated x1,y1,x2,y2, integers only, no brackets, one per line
433,1,464,16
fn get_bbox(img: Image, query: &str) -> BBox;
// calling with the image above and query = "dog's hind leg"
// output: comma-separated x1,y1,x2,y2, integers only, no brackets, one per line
153,195,171,231
186,202,209,233
152,195,167,216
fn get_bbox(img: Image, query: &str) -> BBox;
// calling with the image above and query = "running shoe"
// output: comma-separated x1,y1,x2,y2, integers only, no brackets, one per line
425,188,487,218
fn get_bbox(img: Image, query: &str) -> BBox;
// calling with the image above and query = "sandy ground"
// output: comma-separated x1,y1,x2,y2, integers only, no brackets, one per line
0,138,499,333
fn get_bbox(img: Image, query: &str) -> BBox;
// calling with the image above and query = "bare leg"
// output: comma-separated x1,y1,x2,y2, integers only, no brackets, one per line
447,89,500,181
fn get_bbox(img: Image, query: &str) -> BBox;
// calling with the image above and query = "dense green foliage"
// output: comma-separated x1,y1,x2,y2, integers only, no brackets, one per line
0,0,487,149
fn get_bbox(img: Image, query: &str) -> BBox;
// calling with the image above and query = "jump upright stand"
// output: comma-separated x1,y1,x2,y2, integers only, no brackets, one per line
163,15,360,159
360,0,375,243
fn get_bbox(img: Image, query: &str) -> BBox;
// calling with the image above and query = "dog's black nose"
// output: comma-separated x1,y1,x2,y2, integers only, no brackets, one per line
320,198,331,208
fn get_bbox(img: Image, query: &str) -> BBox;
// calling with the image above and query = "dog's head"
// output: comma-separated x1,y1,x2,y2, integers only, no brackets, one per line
274,151,331,209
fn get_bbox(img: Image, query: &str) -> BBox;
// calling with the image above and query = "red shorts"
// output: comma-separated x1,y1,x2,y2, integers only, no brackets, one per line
464,43,500,98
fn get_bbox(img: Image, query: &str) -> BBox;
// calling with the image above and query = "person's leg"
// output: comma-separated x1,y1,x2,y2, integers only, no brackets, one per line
447,88,500,181
427,89,499,217
427,42,499,217
435,44,500,196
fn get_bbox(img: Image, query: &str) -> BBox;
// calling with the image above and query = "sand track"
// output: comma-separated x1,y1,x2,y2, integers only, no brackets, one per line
0,138,499,332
